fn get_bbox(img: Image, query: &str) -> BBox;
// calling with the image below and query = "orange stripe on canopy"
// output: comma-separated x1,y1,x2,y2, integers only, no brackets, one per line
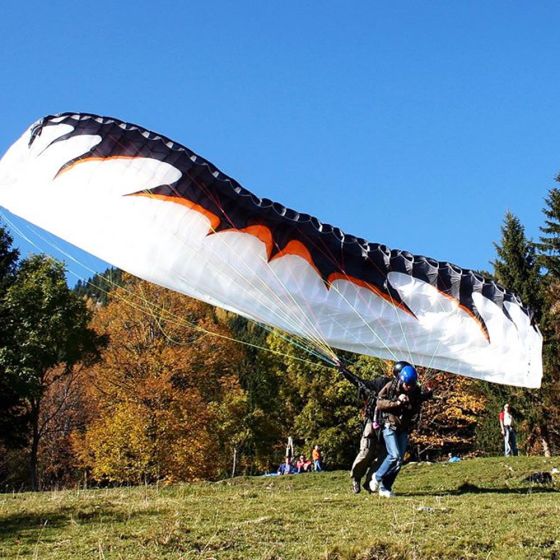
270,240,322,278
129,192,221,231
328,272,416,318
55,156,139,177
436,288,490,343
238,225,274,259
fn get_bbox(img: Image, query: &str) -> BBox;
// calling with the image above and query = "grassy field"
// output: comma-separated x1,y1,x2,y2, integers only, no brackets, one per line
0,457,559,560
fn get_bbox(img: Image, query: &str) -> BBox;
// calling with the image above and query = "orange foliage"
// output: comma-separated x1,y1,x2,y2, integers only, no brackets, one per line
72,275,247,483
37,364,89,488
411,372,486,458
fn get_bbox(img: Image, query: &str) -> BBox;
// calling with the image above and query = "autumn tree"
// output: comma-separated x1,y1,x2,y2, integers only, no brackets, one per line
73,275,248,483
412,372,486,459
0,255,102,489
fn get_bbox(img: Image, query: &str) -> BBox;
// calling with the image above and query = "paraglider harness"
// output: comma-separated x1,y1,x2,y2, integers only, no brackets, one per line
336,364,393,437
337,361,432,435
378,377,428,431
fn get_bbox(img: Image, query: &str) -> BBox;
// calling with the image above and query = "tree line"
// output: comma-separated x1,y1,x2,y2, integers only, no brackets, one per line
1,179,560,491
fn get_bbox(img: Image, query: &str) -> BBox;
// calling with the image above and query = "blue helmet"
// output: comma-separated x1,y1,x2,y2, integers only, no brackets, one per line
399,365,418,385
393,360,411,377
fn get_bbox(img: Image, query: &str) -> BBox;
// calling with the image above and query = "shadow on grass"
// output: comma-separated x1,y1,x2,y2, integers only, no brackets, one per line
0,505,159,542
401,482,560,496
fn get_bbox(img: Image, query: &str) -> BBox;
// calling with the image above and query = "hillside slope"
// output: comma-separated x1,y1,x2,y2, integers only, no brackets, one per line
0,457,559,559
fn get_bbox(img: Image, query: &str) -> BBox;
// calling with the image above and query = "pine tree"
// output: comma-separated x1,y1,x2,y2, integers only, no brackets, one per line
491,212,554,455
493,211,542,319
73,267,123,305
0,224,19,290
536,181,560,279
534,180,560,455
0,225,23,451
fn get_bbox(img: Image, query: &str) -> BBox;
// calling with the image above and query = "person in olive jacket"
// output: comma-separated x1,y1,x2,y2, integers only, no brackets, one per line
369,365,432,498
348,361,411,494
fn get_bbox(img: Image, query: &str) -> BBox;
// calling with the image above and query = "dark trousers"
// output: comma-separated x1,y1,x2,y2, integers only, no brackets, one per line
504,427,518,456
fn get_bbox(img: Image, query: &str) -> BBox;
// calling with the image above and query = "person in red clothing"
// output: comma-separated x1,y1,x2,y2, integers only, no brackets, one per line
296,454,313,473
499,403,518,456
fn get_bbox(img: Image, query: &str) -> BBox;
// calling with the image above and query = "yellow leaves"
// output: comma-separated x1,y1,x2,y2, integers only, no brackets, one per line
412,372,487,453
72,275,248,483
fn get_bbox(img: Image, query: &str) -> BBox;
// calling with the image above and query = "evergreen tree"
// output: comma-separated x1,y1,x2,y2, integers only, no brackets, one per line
73,267,123,305
225,315,283,472
0,223,19,290
490,212,553,455
536,181,560,279
264,334,388,469
0,225,24,450
493,211,542,319
536,279,560,455
534,180,560,455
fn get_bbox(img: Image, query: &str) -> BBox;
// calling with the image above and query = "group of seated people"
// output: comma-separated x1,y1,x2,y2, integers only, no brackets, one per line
277,446,322,475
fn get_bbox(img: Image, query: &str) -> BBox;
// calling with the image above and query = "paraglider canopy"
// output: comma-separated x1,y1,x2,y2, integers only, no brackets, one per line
0,112,543,388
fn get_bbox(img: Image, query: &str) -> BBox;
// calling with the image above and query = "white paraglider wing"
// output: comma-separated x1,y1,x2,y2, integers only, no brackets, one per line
0,113,543,388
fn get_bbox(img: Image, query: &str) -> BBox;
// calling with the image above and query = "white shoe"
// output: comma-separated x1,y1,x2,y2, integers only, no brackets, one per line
379,487,395,498
369,477,379,493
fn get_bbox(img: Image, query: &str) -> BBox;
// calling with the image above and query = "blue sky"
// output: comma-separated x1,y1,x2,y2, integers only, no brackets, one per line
1,1,559,283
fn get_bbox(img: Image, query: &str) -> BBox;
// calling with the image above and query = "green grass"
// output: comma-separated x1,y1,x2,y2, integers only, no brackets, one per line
1,457,559,559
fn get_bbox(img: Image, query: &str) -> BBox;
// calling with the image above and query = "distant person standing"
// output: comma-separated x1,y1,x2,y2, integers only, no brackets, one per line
312,445,323,472
286,436,294,462
499,403,518,456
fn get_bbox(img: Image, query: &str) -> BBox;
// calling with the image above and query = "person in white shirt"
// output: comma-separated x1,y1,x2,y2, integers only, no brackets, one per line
499,403,518,456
